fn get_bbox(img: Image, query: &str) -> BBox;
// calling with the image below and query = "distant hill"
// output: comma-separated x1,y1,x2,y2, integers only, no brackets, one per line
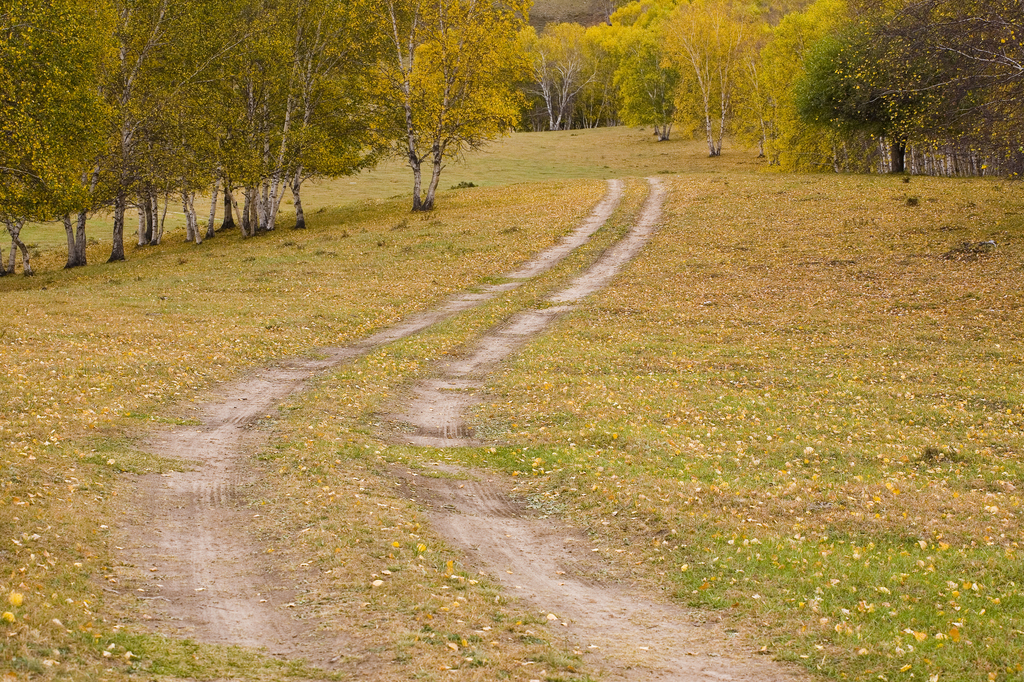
528,0,820,29
529,0,614,28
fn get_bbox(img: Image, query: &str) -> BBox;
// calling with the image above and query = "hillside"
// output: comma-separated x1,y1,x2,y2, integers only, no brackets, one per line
2,127,1022,682
530,0,614,27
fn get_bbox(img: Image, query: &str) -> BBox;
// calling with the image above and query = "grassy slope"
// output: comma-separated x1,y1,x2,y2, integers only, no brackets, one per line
3,127,1023,682
460,171,1024,681
528,0,613,28
14,128,746,254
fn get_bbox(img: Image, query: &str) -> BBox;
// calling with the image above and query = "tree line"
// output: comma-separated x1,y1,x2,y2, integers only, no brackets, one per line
520,0,1024,175
0,0,526,273
3,0,1020,275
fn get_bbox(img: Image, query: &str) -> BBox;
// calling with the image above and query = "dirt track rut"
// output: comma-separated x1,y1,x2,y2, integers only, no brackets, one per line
396,465,806,682
118,178,811,681
118,180,624,662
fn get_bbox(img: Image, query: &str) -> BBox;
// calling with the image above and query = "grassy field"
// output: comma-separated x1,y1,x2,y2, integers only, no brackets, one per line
0,177,614,680
458,171,1024,681
529,0,612,27
2,126,1022,681
12,128,751,256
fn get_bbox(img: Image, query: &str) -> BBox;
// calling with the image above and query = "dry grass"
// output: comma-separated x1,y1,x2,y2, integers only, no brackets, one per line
468,172,1024,681
0,179,607,680
6,123,1022,681
529,0,612,27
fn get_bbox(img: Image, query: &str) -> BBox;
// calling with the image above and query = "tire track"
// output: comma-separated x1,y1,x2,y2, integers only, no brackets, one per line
389,178,812,681
116,181,624,664
392,177,664,447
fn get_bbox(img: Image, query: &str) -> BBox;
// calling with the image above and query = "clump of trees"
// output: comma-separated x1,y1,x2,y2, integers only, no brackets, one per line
0,0,528,274
6,0,1021,275
517,0,1023,176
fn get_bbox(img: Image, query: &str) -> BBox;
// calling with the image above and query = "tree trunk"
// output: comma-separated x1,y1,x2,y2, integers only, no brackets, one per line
5,218,31,274
241,188,252,236
189,192,201,244
74,210,88,266
137,206,146,246
183,191,200,244
250,187,260,233
11,220,31,275
63,214,78,268
890,138,906,174
109,192,127,262
221,186,236,231
150,194,166,245
206,178,219,239
410,157,426,212
257,181,270,232
184,192,196,243
291,168,306,229
6,224,14,273
704,111,717,156
149,192,159,243
421,150,444,212
0,239,6,275
142,191,155,245
264,177,285,232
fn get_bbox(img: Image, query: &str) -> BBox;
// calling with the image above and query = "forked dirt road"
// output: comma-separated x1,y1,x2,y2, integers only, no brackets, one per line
119,179,811,681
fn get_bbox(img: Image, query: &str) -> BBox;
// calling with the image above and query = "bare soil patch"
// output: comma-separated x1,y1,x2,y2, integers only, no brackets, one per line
118,359,353,666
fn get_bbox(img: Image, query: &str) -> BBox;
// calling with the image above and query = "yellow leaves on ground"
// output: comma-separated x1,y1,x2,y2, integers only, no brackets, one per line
0,179,607,681
476,171,1023,681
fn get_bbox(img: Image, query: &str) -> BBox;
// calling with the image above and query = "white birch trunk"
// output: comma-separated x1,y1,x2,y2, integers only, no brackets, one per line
154,194,168,245
291,167,306,229
5,218,31,275
184,192,195,242
206,178,218,239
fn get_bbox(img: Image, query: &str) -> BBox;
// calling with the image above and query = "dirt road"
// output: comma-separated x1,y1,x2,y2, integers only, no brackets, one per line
117,178,810,681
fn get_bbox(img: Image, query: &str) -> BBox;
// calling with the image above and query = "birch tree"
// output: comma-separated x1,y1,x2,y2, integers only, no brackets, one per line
374,0,528,212
663,0,750,156
521,22,593,131
283,0,381,229
0,0,110,271
99,0,240,259
614,29,679,139
574,25,620,129
736,0,846,168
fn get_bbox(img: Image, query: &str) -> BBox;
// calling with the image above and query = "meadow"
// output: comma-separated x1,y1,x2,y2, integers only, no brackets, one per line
13,127,751,254
1,127,1021,681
